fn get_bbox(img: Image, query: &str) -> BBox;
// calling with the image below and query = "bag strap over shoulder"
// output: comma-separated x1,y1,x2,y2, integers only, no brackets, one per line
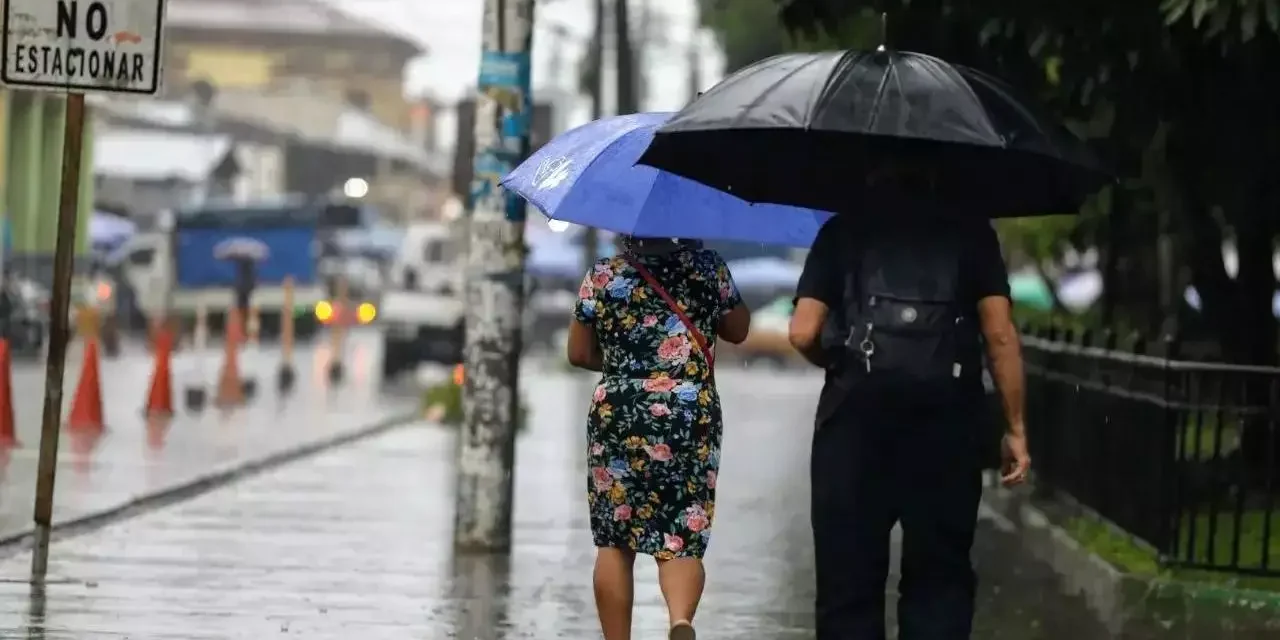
628,259,714,371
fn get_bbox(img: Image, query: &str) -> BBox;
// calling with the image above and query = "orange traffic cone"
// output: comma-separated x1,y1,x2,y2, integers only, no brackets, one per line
216,308,244,407
0,339,16,447
144,321,174,418
67,339,105,432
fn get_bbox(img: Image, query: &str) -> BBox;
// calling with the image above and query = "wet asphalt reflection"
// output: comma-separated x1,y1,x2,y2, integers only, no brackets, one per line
0,364,1112,637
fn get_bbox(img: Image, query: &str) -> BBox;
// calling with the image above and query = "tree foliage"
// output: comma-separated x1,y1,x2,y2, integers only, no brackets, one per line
698,0,1279,364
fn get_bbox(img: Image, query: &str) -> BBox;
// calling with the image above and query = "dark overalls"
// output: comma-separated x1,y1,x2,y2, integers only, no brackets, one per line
810,344,986,639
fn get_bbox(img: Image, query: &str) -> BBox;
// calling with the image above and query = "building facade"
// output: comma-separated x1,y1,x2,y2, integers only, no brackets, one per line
161,0,422,129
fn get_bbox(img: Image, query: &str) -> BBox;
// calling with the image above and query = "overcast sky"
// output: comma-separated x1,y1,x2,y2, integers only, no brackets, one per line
326,0,723,115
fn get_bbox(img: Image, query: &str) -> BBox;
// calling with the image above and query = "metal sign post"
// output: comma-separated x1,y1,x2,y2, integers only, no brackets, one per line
1,0,167,579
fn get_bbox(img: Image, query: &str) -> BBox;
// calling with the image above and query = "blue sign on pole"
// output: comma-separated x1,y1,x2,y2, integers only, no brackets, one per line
475,49,533,223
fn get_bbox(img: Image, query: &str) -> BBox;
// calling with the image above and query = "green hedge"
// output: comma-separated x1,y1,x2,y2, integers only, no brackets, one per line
422,380,528,430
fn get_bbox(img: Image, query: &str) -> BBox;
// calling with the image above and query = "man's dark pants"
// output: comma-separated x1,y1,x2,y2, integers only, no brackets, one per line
811,386,983,640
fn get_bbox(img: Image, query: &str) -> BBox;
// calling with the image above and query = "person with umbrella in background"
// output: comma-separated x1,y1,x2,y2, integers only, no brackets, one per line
638,47,1109,640
214,237,269,337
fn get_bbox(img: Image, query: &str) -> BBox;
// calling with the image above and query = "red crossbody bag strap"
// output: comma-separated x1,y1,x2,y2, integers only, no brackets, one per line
629,260,714,370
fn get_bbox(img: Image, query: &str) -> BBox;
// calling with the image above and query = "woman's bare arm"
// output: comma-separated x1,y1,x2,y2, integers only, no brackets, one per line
717,303,751,344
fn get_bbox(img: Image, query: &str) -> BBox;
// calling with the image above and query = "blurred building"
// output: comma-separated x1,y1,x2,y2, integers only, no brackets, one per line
93,129,241,215
85,0,447,222
0,92,96,275
162,0,420,129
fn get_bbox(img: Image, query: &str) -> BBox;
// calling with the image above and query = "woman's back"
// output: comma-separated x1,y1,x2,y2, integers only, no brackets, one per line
574,243,741,563
579,247,735,381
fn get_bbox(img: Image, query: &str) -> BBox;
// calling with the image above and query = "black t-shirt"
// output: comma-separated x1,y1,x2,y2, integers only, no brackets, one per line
796,214,1010,311
796,213,1010,418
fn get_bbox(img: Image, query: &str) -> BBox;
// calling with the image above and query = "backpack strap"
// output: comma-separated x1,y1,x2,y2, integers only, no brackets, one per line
839,234,867,352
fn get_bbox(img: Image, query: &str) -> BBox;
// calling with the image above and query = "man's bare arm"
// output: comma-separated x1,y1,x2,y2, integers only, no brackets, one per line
789,298,830,367
978,296,1024,432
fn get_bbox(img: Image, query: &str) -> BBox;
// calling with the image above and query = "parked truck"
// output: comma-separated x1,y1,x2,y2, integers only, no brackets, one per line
110,198,329,338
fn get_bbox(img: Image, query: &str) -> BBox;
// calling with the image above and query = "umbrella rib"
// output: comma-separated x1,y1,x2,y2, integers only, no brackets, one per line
960,66,1061,153
809,50,861,129
934,61,1002,144
734,53,838,129
865,54,894,133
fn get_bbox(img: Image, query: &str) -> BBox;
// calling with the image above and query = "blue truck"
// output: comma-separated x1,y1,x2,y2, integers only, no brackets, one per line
112,198,334,337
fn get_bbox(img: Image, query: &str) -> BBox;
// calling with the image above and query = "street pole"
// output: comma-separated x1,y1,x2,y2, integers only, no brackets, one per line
30,92,87,579
686,31,702,103
455,0,536,552
615,0,638,116
581,0,604,274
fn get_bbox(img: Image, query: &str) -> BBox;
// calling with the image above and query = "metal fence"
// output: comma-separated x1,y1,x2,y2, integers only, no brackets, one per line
1022,325,1280,576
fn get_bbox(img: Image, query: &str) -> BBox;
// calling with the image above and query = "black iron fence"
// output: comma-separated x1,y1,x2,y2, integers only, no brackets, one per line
1022,325,1280,576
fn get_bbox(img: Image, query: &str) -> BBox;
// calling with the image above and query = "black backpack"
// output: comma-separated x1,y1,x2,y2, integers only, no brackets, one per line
830,225,975,395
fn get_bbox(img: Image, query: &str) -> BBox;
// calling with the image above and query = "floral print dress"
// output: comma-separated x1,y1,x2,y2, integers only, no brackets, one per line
575,247,742,559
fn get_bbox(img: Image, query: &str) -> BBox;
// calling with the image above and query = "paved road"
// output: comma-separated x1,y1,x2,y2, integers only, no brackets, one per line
0,329,415,542
0,367,1112,638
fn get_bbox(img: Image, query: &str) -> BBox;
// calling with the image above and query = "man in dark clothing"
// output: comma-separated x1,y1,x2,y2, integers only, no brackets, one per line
788,207,1030,640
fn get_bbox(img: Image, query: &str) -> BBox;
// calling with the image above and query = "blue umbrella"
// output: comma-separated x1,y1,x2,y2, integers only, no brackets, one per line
501,112,833,247
90,211,136,252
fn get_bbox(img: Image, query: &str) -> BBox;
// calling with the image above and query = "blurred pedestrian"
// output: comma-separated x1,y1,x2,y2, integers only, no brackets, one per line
232,257,256,335
0,268,15,340
567,235,751,640
787,165,1030,640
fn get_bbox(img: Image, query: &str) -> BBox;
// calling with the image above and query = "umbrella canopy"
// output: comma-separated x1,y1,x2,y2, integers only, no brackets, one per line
639,50,1110,217
89,211,137,249
501,112,832,248
213,237,270,261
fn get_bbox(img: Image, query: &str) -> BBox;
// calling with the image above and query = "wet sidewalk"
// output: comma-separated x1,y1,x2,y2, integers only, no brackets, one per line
0,331,415,544
0,368,1109,638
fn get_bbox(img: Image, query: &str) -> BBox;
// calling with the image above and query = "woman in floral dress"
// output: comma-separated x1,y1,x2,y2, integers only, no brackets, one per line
567,236,750,640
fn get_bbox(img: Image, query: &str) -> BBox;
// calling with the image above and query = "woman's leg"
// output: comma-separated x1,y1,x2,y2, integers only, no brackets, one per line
656,556,706,626
594,546,637,639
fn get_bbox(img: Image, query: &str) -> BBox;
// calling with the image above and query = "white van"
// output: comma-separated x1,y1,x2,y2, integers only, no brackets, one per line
379,222,465,378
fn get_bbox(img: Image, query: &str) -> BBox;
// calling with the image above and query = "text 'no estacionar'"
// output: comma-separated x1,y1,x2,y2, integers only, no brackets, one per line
7,1,148,85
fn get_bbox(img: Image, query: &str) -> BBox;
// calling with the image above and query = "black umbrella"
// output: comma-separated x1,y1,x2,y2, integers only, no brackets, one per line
638,50,1112,217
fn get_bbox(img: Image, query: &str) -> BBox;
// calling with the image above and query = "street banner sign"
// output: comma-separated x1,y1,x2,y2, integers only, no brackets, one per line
1,0,166,95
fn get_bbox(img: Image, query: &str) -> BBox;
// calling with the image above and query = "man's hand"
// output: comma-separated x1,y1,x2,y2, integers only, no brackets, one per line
1001,428,1031,487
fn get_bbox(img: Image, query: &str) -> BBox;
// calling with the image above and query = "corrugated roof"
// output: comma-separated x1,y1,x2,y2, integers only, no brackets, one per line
211,89,448,172
94,129,234,182
165,0,422,52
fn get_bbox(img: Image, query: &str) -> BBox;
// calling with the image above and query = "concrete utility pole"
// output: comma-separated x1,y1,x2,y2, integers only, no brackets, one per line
455,0,536,552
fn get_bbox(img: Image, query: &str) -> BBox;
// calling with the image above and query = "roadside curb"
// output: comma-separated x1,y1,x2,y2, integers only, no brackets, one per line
982,483,1280,637
0,412,418,555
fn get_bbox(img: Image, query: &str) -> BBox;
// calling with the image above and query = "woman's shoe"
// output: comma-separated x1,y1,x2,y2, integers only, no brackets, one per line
669,620,696,640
